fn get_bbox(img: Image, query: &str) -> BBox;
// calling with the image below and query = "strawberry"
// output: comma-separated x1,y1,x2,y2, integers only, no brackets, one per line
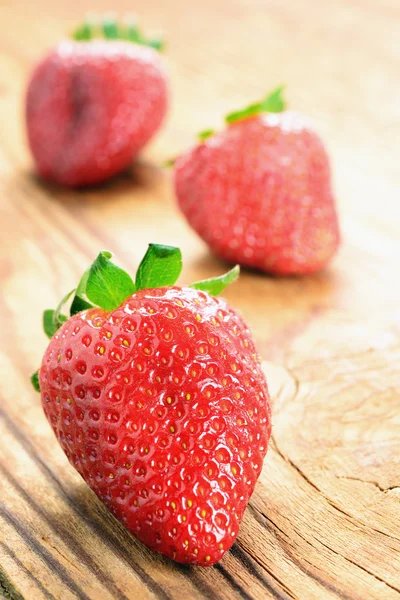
31,245,271,566
26,16,168,187
174,86,340,275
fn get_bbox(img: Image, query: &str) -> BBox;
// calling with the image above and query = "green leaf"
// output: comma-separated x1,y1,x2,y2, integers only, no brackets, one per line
70,268,95,316
136,244,182,290
259,85,286,113
147,37,165,52
31,370,40,392
190,265,240,295
198,129,215,142
86,251,136,311
126,22,140,42
225,85,286,125
43,309,66,339
72,14,95,41
102,16,119,39
72,22,93,41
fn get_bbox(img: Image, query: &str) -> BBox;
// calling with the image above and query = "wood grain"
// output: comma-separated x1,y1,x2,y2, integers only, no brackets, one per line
0,0,399,598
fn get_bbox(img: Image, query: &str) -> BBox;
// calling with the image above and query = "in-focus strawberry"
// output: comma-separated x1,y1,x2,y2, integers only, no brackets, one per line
32,245,271,566
174,86,340,275
26,16,168,187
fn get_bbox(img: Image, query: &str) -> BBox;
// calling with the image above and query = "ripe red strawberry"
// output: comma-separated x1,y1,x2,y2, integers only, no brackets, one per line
26,17,168,187
32,245,271,566
174,87,340,275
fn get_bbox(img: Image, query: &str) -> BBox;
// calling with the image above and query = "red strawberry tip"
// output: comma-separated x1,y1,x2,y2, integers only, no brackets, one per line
31,244,240,391
72,13,165,52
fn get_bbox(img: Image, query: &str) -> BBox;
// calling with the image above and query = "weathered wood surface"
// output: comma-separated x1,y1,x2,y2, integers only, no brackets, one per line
0,0,399,598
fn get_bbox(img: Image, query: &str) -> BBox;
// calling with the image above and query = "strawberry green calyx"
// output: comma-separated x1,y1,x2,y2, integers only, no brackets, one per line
72,14,165,52
136,245,182,290
84,251,136,311
43,308,67,339
225,85,286,125
163,157,176,169
31,244,239,391
194,86,286,143
190,265,240,295
31,371,40,392
198,129,215,142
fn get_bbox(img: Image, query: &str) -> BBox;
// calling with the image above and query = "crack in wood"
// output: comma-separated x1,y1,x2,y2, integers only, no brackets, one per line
311,532,400,594
281,362,301,400
336,475,400,494
270,434,322,496
46,541,87,578
270,436,400,594
271,432,400,542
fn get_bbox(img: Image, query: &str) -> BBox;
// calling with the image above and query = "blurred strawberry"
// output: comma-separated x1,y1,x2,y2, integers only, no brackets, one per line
26,16,168,186
174,87,340,275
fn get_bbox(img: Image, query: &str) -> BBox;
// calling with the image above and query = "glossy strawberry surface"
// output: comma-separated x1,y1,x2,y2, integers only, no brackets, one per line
39,287,271,565
26,40,167,186
175,112,340,275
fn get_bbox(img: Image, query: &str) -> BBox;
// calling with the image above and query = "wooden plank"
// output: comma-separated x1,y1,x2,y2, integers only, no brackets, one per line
0,0,399,598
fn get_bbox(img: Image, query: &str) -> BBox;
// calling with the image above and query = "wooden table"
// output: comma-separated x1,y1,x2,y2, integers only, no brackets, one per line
1,1,399,598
